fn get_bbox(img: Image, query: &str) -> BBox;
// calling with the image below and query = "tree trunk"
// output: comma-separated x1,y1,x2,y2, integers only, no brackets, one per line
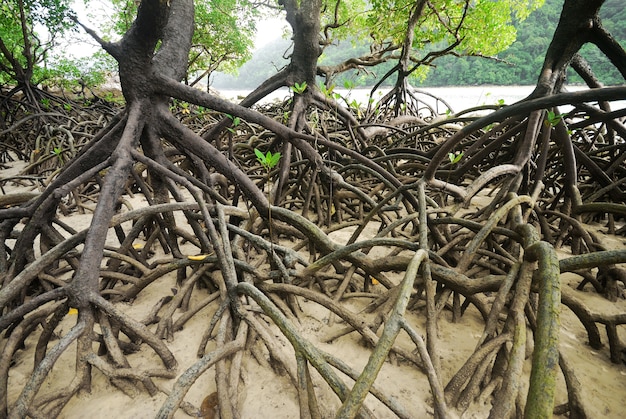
531,0,606,97
274,0,323,203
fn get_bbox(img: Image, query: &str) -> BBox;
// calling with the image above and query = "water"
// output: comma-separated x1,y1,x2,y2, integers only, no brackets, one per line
216,85,537,111
217,85,593,110
216,84,626,116
410,85,537,111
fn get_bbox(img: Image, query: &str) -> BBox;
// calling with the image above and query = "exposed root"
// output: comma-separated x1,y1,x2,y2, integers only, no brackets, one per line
2,32,626,419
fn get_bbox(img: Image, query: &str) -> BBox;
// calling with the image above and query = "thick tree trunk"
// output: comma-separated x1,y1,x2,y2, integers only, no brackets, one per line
1,1,197,414
391,0,428,116
531,0,606,97
274,0,323,203
282,0,322,88
67,0,195,307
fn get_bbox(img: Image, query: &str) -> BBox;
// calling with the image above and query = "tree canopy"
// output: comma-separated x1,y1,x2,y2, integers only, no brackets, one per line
1,0,548,92
97,0,261,86
0,0,264,92
215,0,626,89
0,0,76,86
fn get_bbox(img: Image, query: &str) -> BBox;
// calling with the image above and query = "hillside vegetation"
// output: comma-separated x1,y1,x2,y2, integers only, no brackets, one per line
213,0,625,89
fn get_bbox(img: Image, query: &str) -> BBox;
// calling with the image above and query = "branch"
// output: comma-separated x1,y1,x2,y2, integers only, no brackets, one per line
589,17,626,80
72,17,121,58
317,45,399,81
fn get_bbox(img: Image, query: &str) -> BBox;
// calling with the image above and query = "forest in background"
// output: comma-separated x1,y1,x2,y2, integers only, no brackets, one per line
213,0,626,90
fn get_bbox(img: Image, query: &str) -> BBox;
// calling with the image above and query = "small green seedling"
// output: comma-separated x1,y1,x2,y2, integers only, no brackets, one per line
319,82,340,100
255,148,281,171
226,113,240,126
290,81,307,95
255,148,282,250
545,110,562,127
348,99,363,119
448,151,463,164
225,113,241,134
52,146,64,164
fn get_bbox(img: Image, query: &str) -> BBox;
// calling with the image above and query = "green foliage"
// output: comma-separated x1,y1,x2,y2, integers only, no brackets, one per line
290,81,307,94
319,82,340,100
319,0,369,43
1,0,261,89
0,0,76,85
214,0,544,89
347,98,363,118
51,146,64,164
225,113,241,133
40,97,51,110
215,0,553,89
255,148,281,172
103,0,258,80
44,53,112,90
191,0,258,77
459,1,519,56
3,0,75,30
424,0,625,86
448,151,463,165
226,113,241,127
216,0,623,90
366,0,543,59
254,147,281,243
545,110,562,127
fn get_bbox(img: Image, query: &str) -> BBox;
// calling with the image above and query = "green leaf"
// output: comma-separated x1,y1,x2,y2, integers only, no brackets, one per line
254,148,281,171
254,148,266,163
290,81,308,94
268,152,282,168
545,110,562,127
448,151,463,164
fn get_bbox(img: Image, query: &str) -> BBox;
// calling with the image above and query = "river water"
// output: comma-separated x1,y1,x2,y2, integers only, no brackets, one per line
216,85,604,114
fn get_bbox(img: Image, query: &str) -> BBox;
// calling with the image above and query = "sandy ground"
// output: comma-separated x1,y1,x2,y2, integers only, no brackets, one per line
2,160,626,418
9,267,626,419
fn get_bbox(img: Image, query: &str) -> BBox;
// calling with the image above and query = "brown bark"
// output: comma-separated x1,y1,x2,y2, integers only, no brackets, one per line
531,0,606,97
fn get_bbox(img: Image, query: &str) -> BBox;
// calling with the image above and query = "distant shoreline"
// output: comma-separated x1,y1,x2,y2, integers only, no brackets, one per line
213,84,605,112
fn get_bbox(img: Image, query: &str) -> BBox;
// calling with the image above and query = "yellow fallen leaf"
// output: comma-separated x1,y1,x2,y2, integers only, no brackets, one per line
187,254,212,261
371,278,379,285
132,243,144,250
68,308,78,315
